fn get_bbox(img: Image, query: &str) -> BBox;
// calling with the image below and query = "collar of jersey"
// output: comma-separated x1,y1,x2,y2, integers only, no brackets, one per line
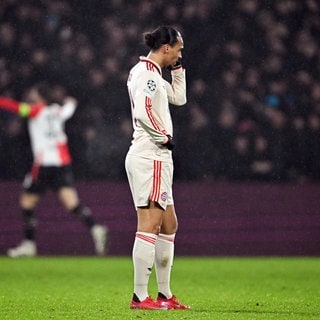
139,56,162,75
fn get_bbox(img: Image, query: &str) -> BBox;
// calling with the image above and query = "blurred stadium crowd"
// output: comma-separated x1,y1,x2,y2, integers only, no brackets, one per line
0,0,320,182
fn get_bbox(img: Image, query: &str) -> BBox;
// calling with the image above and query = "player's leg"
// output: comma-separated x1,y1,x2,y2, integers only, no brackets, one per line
155,205,190,309
7,167,43,258
126,154,167,309
57,186,108,255
151,160,190,311
150,160,177,302
58,186,95,227
7,192,40,258
155,204,177,298
132,202,163,302
20,191,41,240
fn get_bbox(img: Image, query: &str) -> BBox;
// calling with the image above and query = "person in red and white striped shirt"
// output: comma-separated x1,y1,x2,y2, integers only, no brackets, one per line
0,83,108,257
125,26,190,310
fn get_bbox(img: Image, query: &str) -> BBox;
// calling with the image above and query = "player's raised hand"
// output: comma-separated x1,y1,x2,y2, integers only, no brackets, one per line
167,59,182,71
64,96,77,106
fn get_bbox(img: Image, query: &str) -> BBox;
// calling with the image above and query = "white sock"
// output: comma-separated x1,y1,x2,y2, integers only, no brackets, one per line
132,232,158,302
155,233,175,299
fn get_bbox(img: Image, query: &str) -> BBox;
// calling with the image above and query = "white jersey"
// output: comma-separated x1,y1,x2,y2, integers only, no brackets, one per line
28,101,76,166
127,56,186,162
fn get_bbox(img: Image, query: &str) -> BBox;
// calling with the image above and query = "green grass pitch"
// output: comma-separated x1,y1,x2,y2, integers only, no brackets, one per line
0,257,319,319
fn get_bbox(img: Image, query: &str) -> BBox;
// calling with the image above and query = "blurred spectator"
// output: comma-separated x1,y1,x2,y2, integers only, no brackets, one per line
250,133,277,181
227,133,252,181
214,102,238,180
263,107,291,181
305,112,320,180
287,115,309,182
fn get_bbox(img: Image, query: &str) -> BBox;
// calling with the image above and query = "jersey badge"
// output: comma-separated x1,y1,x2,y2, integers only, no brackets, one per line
147,80,156,91
161,192,168,201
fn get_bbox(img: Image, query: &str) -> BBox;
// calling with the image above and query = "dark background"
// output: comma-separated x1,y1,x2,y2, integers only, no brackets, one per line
0,0,320,183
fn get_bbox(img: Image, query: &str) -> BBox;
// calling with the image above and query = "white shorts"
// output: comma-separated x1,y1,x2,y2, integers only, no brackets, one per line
125,154,174,210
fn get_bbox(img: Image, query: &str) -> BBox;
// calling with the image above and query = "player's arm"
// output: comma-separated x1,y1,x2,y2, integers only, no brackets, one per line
0,96,26,114
165,65,187,106
132,72,170,146
60,97,77,120
0,96,44,118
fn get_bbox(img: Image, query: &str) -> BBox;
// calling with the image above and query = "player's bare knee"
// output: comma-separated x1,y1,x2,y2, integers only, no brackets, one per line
20,194,39,209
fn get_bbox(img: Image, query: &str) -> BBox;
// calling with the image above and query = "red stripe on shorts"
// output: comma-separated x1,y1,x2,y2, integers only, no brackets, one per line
150,160,162,203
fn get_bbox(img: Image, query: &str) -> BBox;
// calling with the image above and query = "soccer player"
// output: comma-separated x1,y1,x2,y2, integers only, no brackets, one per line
125,26,190,310
0,83,108,257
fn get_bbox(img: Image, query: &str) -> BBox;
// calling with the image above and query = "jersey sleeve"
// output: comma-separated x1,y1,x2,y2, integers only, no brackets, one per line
0,97,44,117
0,97,22,114
132,71,168,145
60,100,76,120
165,67,187,106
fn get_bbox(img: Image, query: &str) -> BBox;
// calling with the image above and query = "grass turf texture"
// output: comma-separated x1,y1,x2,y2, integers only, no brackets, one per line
0,257,319,319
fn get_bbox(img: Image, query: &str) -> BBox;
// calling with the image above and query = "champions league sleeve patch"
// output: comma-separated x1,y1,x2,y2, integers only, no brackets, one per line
143,79,157,97
147,80,156,91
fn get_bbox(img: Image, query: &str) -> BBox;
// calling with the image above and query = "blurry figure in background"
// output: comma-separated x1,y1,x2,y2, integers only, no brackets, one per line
81,105,111,180
176,102,212,180
0,83,108,257
125,26,190,310
250,133,276,181
305,112,320,180
187,104,212,179
214,102,238,180
177,78,213,180
228,132,252,180
288,114,309,182
263,106,290,181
